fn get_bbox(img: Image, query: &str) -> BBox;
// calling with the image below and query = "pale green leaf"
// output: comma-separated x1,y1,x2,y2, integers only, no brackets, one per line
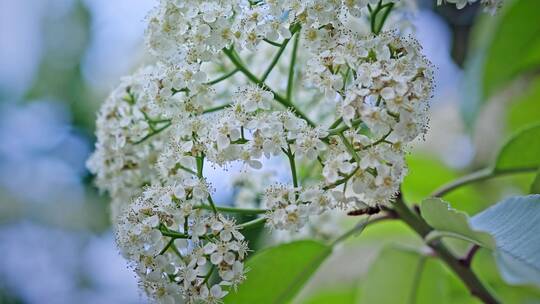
402,155,485,213
303,288,357,304
461,0,540,125
494,124,540,172
359,246,451,304
420,198,496,249
507,77,540,132
223,240,331,304
471,195,540,286
483,0,540,99
531,169,540,194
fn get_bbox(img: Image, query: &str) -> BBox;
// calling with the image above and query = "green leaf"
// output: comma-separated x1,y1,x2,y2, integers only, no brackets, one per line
482,0,540,99
420,198,496,249
302,287,357,304
461,0,540,126
494,124,540,172
531,169,540,194
359,246,451,304
507,77,540,132
402,155,486,214
223,240,331,304
471,195,540,286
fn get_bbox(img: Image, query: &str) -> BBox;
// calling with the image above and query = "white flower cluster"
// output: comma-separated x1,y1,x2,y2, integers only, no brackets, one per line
299,13,434,206
262,185,335,231
117,184,247,304
437,0,503,14
86,0,447,302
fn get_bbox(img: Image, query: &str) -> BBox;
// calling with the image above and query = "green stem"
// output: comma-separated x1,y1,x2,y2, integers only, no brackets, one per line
263,38,283,47
375,3,394,34
393,196,500,304
284,146,299,188
222,48,316,127
430,167,538,198
327,119,363,137
322,166,359,190
177,164,197,176
160,229,188,239
206,68,239,86
195,204,267,215
196,156,204,178
369,1,395,35
238,217,266,230
203,265,215,284
361,128,392,150
329,117,343,130
262,35,292,82
339,133,362,164
207,195,218,214
369,1,383,33
223,48,259,83
203,103,231,114
159,238,175,255
133,122,171,145
196,155,218,214
287,31,301,102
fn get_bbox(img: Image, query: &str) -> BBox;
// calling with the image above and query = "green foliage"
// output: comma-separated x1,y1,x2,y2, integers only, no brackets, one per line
402,155,485,213
420,199,495,249
495,124,540,171
462,0,540,126
531,169,540,194
471,195,540,287
302,287,357,304
473,249,540,303
507,77,540,132
224,240,331,304
482,0,540,99
419,196,540,287
359,246,451,304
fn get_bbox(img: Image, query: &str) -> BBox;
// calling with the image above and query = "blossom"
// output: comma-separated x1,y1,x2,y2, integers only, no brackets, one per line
86,0,445,302
437,0,503,13
117,185,247,304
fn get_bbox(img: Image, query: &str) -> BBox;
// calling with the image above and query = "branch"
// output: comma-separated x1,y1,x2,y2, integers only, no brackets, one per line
195,204,267,215
206,68,239,86
392,195,500,304
460,244,481,268
430,167,538,198
203,103,231,114
222,47,316,127
262,33,293,82
132,122,171,145
287,31,301,102
284,146,299,188
238,217,266,230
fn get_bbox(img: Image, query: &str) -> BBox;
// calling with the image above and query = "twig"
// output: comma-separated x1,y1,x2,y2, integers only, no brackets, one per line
430,167,537,198
460,244,481,268
194,204,267,215
222,47,316,127
392,194,500,304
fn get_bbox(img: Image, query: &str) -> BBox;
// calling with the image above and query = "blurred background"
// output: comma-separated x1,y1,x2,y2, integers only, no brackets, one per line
0,0,538,303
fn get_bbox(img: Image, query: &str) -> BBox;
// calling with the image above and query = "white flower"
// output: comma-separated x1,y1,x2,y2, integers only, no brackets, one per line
234,84,274,113
88,0,449,302
323,152,354,183
116,184,247,304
